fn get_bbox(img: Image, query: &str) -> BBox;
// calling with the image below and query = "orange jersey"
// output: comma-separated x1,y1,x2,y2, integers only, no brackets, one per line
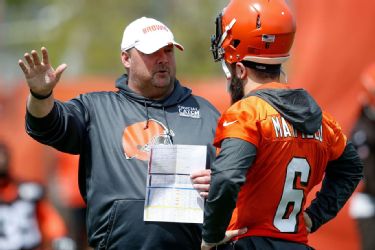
214,84,347,244
0,181,67,249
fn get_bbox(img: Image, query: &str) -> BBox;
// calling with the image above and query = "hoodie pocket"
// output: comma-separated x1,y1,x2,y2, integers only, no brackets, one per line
98,200,119,250
97,199,199,249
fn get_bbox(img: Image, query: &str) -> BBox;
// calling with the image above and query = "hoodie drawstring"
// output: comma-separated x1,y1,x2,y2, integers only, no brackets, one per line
162,106,174,144
144,101,149,129
143,101,174,144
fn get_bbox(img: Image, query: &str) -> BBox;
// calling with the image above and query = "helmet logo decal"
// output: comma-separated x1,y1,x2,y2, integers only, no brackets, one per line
262,34,275,43
122,119,174,161
262,34,275,49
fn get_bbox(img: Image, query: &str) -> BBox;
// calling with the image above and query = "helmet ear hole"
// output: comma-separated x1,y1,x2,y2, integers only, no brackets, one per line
232,39,240,48
256,15,261,29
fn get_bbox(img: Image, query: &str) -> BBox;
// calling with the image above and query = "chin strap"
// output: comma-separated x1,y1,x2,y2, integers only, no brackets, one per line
280,66,288,83
221,59,232,80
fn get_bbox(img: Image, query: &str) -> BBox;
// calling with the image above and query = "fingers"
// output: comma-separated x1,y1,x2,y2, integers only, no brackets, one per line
18,47,66,90
18,60,29,75
31,50,41,66
191,175,210,185
24,52,34,68
234,227,248,236
223,227,247,242
191,169,211,179
303,212,312,233
55,64,68,82
193,183,209,192
191,169,211,184
191,170,211,198
192,183,209,198
20,47,48,70
41,47,49,65
199,191,208,199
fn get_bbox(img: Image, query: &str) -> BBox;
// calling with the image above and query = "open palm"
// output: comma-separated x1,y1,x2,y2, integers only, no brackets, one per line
18,47,67,95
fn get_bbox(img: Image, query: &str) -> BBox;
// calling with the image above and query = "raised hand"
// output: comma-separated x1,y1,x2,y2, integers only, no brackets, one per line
18,47,67,96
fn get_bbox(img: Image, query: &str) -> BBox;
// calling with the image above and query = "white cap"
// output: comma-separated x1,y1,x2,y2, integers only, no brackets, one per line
121,17,184,54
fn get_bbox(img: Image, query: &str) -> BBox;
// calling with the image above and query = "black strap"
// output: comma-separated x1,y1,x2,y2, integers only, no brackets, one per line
242,60,281,73
30,89,53,100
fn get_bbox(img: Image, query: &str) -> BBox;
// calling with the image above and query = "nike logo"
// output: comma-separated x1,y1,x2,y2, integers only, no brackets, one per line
223,120,238,127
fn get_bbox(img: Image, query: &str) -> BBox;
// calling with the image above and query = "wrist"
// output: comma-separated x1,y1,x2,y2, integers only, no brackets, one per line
201,239,217,250
30,89,53,100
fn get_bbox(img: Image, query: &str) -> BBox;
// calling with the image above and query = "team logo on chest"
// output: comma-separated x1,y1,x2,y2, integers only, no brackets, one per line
122,119,174,161
178,105,200,119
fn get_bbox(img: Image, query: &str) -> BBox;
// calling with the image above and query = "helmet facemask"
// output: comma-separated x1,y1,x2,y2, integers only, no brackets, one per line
211,13,237,79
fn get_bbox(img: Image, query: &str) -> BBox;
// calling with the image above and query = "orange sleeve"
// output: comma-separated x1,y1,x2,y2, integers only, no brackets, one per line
36,199,67,242
323,112,347,160
214,99,260,148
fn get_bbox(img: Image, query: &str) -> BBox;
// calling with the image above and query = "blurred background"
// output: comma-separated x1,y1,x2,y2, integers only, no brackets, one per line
1,0,375,249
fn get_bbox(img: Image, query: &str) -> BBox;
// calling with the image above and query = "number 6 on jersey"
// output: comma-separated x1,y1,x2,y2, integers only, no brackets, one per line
273,158,311,232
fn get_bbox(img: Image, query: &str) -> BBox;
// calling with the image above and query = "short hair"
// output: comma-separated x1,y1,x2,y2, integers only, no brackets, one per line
241,61,281,80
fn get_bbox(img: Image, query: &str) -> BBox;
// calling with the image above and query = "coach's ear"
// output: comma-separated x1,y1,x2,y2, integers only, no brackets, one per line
235,62,247,80
121,50,131,69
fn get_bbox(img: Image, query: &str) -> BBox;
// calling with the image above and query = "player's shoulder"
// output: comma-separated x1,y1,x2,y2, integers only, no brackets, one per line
226,95,268,115
321,110,343,130
321,110,347,145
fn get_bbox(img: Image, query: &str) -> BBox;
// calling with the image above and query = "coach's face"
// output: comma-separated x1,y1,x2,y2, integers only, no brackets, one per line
122,45,176,100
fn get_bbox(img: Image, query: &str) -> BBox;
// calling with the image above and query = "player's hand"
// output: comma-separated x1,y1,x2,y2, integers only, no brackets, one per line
191,169,211,198
304,212,312,233
18,47,67,96
201,227,247,250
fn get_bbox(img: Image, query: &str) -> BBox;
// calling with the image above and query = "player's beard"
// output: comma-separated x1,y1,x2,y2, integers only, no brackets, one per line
229,75,245,104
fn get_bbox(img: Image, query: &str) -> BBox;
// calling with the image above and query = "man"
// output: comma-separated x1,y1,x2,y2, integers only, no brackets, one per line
201,0,363,249
19,17,220,249
350,63,375,250
0,142,70,250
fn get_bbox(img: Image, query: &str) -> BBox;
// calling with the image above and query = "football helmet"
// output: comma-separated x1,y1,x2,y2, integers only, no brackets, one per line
211,0,296,72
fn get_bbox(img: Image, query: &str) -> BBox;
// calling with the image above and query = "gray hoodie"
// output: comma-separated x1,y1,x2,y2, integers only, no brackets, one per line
26,74,220,249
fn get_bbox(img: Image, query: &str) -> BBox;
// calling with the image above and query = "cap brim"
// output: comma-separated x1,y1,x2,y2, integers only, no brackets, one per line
135,41,184,54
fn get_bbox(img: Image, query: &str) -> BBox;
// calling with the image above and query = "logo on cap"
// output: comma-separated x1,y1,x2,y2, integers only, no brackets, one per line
142,25,169,34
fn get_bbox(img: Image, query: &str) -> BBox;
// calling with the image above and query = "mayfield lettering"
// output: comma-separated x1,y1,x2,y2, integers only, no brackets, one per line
122,119,173,161
271,115,323,142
